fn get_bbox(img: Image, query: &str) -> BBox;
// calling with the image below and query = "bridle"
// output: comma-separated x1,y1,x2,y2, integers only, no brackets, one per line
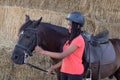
16,28,38,56
15,28,55,75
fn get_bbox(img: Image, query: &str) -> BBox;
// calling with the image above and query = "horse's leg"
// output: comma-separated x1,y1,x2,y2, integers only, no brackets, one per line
114,68,120,80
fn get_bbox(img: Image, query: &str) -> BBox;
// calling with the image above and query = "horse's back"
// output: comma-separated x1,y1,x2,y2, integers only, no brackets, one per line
110,39,120,65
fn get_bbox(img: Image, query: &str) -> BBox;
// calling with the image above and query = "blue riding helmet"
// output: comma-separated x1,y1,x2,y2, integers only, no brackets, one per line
66,12,85,27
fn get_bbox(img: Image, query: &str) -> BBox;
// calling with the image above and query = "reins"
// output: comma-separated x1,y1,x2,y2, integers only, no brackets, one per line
24,52,55,75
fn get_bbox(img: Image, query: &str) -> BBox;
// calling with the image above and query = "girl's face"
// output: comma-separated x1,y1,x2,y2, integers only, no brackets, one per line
67,20,72,33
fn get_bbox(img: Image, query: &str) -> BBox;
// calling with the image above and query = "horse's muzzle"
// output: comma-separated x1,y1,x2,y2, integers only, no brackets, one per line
11,52,24,64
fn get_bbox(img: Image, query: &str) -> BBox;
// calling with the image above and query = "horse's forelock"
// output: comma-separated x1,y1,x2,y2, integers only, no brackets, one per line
18,20,33,34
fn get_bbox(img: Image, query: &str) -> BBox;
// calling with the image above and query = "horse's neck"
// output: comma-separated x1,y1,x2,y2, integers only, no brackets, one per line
37,26,68,52
40,22,69,35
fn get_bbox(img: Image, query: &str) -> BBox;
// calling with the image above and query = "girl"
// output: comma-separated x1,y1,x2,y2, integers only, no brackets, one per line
35,11,85,80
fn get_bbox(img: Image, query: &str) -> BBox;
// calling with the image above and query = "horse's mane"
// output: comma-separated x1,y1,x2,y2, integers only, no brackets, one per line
39,22,69,35
18,20,69,36
18,20,33,33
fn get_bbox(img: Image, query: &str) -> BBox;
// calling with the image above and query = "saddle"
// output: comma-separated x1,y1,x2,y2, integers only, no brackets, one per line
81,30,116,65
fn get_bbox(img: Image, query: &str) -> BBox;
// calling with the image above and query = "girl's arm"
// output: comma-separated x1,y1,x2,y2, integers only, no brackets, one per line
35,44,78,59
47,61,62,75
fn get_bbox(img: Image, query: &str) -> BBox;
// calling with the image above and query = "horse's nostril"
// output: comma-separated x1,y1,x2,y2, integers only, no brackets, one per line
14,55,18,60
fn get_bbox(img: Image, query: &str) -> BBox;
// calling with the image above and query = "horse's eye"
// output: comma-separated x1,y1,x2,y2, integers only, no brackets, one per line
26,35,30,38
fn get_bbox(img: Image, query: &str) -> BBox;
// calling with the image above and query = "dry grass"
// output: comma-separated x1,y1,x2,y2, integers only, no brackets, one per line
0,47,117,80
0,47,57,80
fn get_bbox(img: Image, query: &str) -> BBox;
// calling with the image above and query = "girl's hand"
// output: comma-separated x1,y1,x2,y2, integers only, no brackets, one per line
47,66,54,75
35,46,44,54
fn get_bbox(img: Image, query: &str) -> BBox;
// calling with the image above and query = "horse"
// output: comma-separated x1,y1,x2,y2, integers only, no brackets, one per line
11,15,120,80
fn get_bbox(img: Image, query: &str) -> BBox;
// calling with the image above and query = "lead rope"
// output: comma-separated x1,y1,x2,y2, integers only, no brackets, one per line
24,51,55,75
24,31,55,75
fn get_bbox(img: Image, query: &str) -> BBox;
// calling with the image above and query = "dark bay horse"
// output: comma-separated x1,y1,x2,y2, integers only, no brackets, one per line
11,16,120,80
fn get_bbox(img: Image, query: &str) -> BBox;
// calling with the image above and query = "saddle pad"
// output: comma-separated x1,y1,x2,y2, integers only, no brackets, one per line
86,41,116,65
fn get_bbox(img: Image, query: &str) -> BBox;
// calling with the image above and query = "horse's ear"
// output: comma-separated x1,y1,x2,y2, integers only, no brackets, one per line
37,17,42,24
39,17,42,22
34,17,42,26
25,15,30,22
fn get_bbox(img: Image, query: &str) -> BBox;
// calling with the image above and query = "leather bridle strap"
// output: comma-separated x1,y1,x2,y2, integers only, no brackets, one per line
16,43,32,56
24,50,55,75
24,62,55,75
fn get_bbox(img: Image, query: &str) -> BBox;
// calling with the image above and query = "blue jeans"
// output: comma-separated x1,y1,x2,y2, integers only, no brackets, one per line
60,72,83,80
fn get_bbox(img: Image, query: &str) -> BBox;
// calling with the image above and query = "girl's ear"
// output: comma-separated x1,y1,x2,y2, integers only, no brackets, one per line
77,24,81,29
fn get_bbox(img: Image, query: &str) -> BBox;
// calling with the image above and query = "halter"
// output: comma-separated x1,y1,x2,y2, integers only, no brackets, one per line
15,28,55,75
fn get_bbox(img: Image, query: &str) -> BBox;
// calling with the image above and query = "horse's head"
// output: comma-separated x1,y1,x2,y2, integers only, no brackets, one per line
11,15,42,64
